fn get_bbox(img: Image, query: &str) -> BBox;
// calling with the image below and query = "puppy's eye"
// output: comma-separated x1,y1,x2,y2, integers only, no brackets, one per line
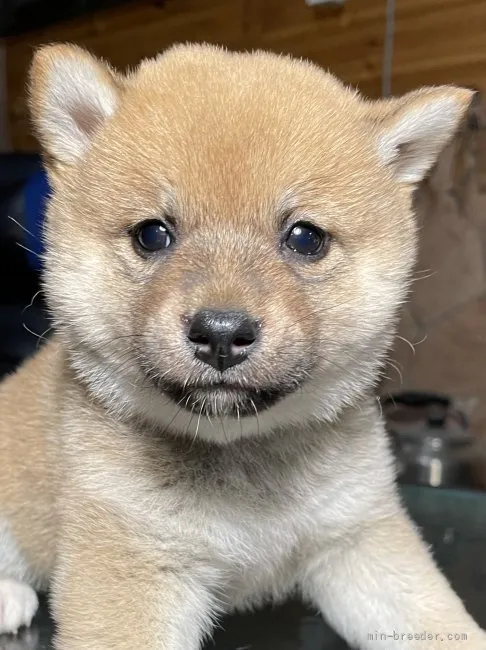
133,220,173,253
285,221,329,257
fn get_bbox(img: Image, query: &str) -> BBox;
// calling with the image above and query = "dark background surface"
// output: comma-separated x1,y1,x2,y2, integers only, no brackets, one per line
0,0,131,37
0,153,50,379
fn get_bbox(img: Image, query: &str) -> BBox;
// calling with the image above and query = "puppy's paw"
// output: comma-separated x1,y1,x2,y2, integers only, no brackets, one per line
0,579,38,635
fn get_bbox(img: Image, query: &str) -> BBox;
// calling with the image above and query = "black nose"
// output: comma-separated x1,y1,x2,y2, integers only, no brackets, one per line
187,309,259,372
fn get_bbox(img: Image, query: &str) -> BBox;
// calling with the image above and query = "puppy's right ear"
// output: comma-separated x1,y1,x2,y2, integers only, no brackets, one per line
29,44,121,165
365,87,473,186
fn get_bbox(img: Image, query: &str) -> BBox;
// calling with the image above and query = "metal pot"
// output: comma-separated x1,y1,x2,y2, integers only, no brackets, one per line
383,391,482,489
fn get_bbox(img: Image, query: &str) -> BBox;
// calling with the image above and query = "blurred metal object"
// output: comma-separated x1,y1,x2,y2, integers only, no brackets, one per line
384,392,485,489
382,0,395,97
305,0,345,6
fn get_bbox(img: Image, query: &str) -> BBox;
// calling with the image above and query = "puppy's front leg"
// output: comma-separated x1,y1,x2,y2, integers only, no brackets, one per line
301,510,486,649
50,500,220,650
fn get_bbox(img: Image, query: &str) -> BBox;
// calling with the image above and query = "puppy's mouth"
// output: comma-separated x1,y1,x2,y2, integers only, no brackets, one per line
154,379,298,418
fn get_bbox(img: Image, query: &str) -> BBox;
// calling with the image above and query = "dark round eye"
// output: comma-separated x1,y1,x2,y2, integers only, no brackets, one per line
285,221,328,256
134,220,173,253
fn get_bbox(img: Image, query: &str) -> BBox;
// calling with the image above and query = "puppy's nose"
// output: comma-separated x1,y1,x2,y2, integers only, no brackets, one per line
187,309,259,372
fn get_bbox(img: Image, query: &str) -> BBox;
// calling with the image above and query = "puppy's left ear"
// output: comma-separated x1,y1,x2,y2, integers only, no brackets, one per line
28,43,122,166
368,87,474,185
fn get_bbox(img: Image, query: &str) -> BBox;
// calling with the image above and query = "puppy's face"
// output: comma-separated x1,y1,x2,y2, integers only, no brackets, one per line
29,45,472,442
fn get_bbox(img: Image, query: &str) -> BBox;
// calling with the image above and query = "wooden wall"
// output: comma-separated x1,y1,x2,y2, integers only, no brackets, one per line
6,0,486,150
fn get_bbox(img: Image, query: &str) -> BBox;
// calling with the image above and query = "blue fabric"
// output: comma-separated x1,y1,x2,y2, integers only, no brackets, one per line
23,168,50,271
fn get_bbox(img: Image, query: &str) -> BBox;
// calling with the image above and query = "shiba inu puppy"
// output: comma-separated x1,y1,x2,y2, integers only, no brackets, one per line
0,43,484,649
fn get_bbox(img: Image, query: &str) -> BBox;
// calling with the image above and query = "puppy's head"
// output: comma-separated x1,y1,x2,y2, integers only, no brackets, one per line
29,44,472,442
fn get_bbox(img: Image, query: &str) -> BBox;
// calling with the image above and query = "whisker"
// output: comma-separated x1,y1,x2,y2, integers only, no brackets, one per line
219,416,229,444
236,404,243,441
413,333,427,346
375,395,383,419
16,241,42,258
8,215,34,237
250,399,260,437
383,359,403,385
36,327,53,349
159,395,190,439
183,400,197,438
22,322,49,343
410,269,436,283
190,397,206,449
395,335,416,355
22,290,42,314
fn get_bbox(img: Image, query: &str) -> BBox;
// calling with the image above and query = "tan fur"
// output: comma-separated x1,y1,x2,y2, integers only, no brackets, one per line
0,43,483,648
0,343,61,585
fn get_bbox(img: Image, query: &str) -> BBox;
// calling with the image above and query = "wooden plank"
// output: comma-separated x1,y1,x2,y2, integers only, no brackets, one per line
7,0,486,150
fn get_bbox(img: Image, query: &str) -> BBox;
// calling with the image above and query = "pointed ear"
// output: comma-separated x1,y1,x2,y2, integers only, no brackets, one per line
367,87,474,185
29,44,122,165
